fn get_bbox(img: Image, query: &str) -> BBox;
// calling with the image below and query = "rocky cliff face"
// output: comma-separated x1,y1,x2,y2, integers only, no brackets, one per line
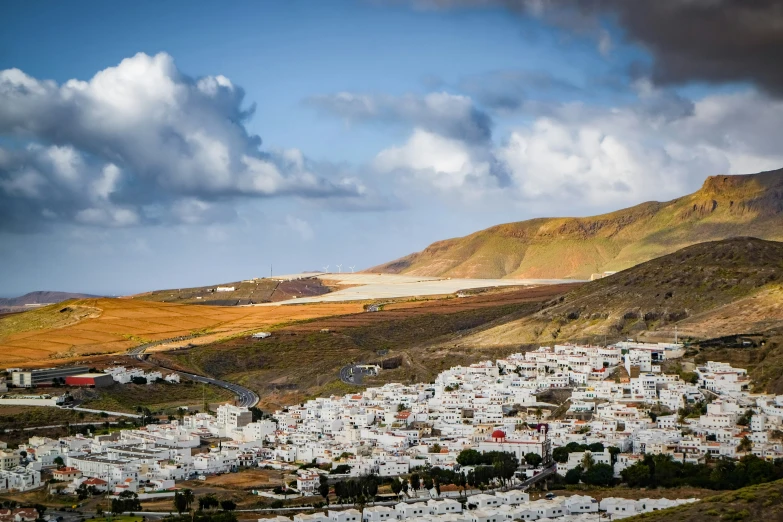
370,169,783,279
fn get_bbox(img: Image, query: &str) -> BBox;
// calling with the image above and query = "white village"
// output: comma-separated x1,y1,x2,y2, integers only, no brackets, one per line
2,340,780,521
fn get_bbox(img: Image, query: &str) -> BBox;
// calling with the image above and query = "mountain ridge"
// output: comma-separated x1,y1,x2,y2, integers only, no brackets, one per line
370,169,783,280
0,291,100,308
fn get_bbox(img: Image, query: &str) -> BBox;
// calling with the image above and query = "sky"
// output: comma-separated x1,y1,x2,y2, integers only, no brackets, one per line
1,0,783,296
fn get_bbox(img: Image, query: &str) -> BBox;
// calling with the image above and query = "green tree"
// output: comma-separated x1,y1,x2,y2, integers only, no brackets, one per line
53,456,64,467
564,467,583,485
582,463,614,486
524,453,542,467
621,463,651,488
410,473,421,491
174,491,188,515
319,482,330,504
581,453,595,470
552,447,570,463
112,491,141,514
456,449,483,466
390,480,402,499
587,442,605,453
199,494,219,511
182,489,195,512
607,446,621,465
220,500,236,511
366,479,378,499
319,475,330,505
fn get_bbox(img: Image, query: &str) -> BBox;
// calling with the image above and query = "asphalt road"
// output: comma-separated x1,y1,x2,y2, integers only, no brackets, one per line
128,346,259,408
339,364,376,385
339,364,356,384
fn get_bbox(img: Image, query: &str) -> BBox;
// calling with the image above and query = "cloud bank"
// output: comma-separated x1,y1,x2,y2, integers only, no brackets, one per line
0,53,363,232
312,85,783,210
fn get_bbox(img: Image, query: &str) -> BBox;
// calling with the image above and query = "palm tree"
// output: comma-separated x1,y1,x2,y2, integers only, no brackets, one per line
581,452,595,470
182,488,194,511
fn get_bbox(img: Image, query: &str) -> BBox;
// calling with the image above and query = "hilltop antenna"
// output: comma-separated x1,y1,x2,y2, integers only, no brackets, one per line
322,265,329,273
270,264,273,278
349,265,356,273
336,264,342,273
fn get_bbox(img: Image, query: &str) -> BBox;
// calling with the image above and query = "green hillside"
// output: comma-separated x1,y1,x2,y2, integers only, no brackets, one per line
371,170,783,279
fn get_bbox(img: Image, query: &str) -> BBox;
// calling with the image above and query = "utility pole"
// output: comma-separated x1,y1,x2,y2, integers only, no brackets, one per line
675,326,678,344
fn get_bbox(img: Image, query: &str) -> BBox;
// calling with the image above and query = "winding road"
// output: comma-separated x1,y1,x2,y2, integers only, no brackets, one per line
128,346,259,408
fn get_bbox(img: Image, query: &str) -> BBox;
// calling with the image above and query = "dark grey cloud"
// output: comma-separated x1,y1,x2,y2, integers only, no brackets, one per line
306,91,493,143
408,0,783,96
593,0,783,95
0,53,365,233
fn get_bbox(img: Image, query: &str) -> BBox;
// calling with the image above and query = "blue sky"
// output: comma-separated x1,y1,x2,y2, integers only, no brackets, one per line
1,1,781,295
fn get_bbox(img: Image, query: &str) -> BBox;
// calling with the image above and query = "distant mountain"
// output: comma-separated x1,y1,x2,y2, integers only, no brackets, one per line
370,169,783,280
0,291,100,308
129,277,330,306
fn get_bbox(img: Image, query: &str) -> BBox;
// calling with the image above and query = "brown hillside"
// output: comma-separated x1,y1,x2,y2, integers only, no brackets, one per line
622,478,783,521
370,169,783,279
444,237,783,348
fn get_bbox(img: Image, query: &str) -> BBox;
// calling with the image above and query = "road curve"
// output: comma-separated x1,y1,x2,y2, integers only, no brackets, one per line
128,346,259,408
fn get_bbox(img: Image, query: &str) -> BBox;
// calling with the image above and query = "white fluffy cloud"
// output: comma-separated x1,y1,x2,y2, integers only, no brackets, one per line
0,53,362,231
371,87,783,210
375,129,493,190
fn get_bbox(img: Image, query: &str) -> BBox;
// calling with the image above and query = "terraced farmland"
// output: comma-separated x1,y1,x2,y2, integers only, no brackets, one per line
0,297,363,365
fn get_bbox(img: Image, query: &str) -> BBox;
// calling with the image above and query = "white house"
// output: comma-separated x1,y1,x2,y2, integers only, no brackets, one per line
395,503,426,520
564,495,598,514
466,509,502,522
530,499,565,519
296,470,320,494
294,515,329,522
495,490,529,506
469,493,502,510
600,498,638,519
363,506,395,522
330,509,362,522
427,499,462,515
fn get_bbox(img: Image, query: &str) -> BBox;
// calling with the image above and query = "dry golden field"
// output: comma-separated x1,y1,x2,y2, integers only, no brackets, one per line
0,298,363,365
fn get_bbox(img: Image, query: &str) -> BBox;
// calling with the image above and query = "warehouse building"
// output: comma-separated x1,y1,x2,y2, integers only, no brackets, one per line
65,373,114,388
11,366,89,387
